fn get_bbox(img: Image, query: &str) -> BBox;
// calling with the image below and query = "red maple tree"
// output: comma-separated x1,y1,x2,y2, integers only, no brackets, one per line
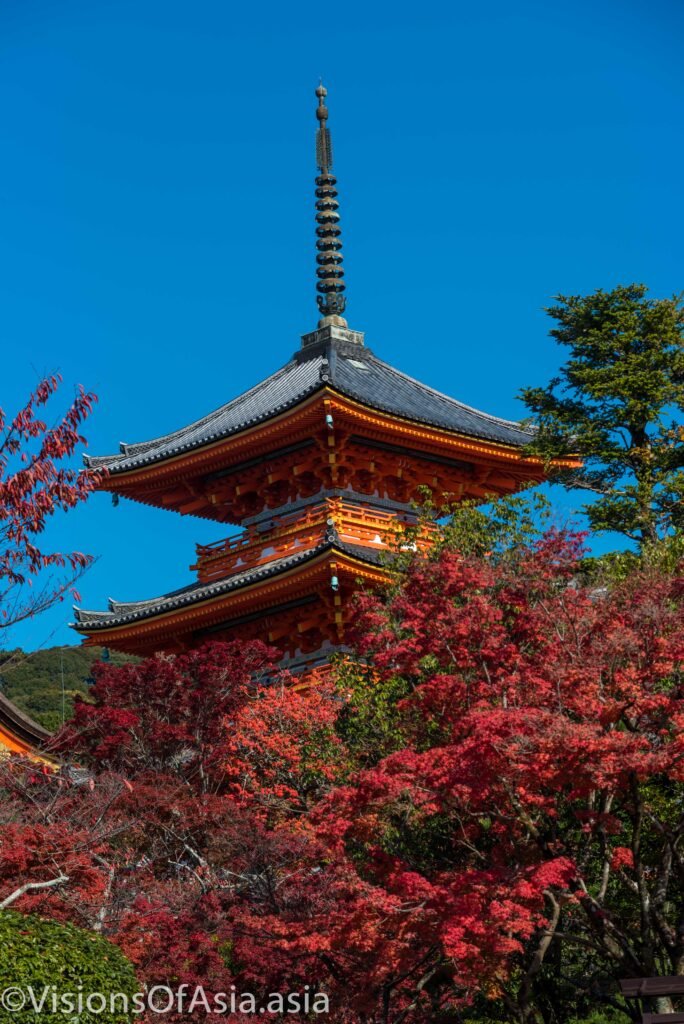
0,375,101,632
0,642,346,1020
318,532,684,1020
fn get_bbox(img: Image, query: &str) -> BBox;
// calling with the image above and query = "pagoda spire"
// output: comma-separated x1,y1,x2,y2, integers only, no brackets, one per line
315,83,347,327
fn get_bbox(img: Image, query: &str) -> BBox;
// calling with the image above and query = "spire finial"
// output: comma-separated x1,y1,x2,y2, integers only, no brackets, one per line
314,82,347,327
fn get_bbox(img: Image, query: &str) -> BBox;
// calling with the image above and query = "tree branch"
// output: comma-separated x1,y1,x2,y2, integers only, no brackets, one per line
0,873,69,910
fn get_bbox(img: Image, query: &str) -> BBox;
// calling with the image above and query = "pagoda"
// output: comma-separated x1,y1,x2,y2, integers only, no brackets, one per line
73,86,554,671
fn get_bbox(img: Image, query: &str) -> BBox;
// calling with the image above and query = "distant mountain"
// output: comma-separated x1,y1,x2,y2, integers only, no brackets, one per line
0,646,135,733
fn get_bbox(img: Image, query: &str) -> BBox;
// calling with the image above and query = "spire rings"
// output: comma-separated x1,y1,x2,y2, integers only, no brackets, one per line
314,85,346,322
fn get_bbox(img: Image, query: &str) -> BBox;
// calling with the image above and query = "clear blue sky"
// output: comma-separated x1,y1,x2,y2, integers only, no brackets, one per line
1,0,682,651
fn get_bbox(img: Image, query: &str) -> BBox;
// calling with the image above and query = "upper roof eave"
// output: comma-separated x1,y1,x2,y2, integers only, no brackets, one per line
83,336,537,481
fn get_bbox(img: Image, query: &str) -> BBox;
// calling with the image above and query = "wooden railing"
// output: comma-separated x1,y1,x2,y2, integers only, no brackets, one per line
620,977,684,1022
192,499,420,584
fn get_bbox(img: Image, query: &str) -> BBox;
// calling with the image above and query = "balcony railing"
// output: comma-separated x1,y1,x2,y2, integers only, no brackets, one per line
192,499,420,583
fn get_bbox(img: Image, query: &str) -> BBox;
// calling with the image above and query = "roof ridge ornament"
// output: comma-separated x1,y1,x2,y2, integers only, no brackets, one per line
314,82,347,329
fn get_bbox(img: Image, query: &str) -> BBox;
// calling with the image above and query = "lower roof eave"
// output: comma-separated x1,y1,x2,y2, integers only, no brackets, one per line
0,692,53,753
72,542,391,648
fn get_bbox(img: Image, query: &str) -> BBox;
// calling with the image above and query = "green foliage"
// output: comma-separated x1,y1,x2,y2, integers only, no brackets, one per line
463,1011,630,1024
580,531,684,584
438,490,553,560
0,646,134,730
521,283,684,546
392,489,553,569
381,809,465,875
459,990,632,1023
334,657,411,768
0,911,137,1023
565,1012,631,1024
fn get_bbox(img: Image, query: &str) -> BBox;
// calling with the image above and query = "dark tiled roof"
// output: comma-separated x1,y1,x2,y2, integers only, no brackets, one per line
0,691,51,746
324,343,532,447
72,539,387,632
84,335,532,474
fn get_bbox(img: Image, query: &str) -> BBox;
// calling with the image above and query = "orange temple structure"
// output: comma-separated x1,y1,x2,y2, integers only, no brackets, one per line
0,693,51,758
72,86,558,673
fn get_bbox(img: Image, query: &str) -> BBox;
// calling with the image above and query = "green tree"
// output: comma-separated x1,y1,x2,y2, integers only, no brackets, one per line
0,645,134,730
521,284,684,546
0,911,137,1022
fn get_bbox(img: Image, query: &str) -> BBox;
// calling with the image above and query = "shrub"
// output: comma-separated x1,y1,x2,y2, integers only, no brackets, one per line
0,911,137,1023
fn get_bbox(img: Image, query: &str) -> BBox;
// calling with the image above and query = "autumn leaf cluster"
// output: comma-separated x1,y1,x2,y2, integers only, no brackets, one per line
0,527,682,1023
